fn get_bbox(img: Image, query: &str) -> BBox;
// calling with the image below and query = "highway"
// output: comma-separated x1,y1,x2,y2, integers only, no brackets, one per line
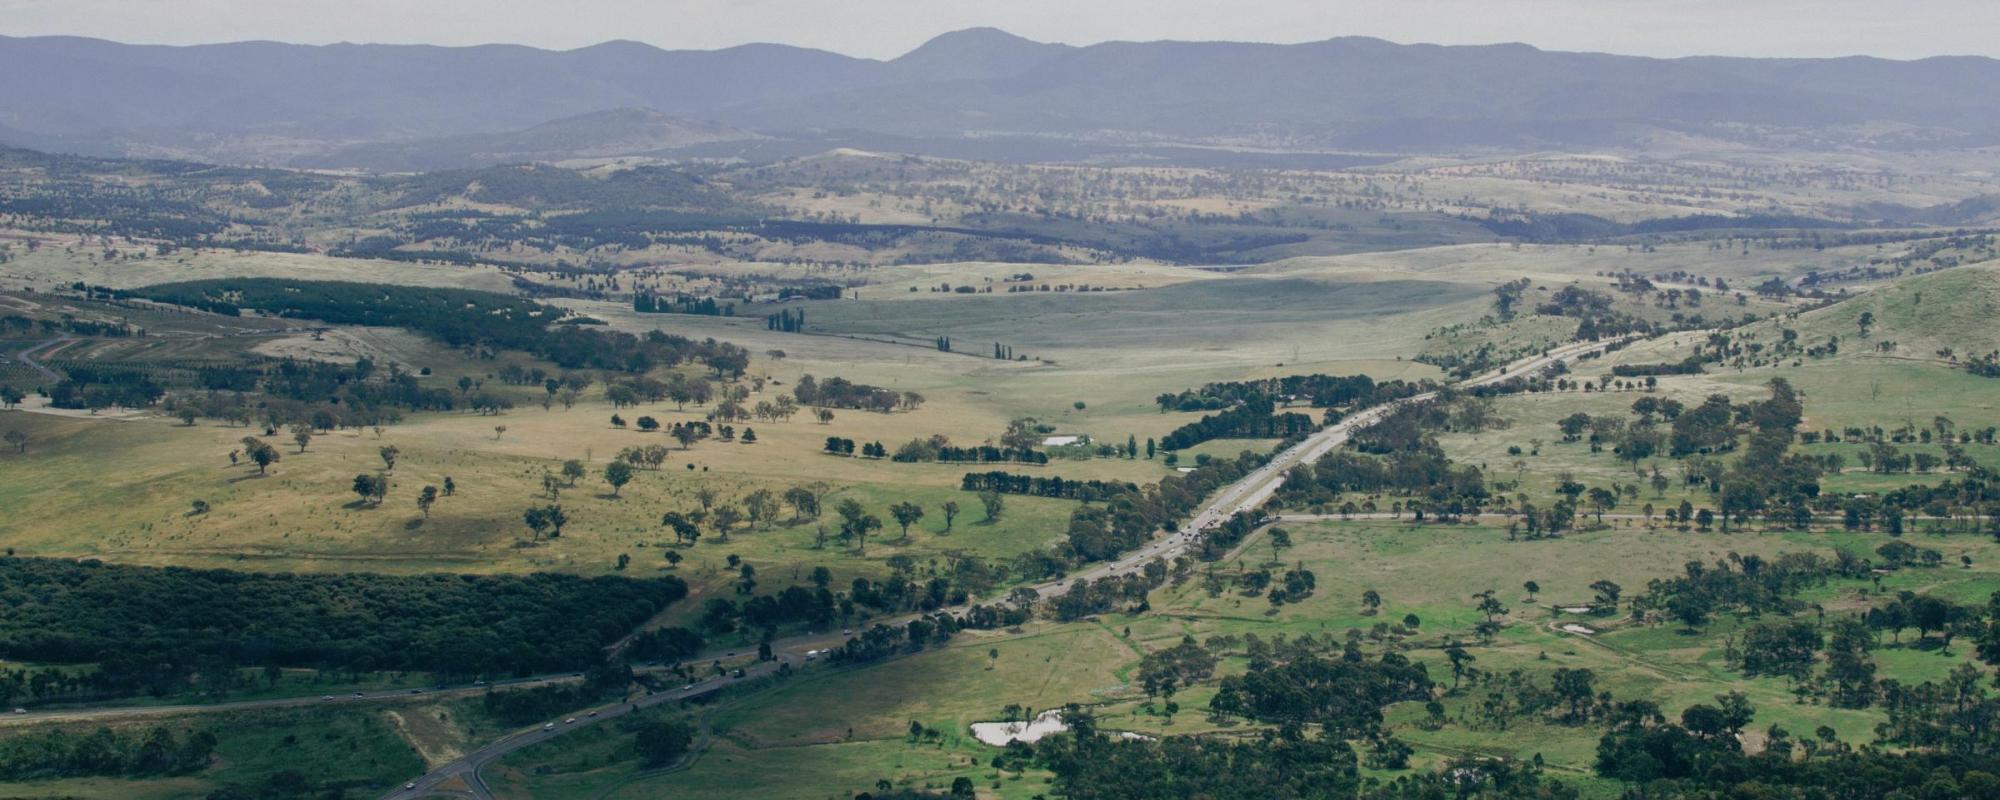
378,337,1621,799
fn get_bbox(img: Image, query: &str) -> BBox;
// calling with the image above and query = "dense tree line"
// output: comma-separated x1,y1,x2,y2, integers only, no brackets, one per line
1155,374,1425,412
0,558,686,678
960,472,1140,502
1609,359,1706,377
122,278,750,374
1159,399,1316,451
634,293,734,316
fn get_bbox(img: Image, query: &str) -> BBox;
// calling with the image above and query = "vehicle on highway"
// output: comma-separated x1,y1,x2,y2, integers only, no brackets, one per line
543,722,555,730
11,708,24,714
565,717,577,724
405,782,416,790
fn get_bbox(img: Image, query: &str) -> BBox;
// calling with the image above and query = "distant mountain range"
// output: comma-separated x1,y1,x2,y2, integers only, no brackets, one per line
4,28,2000,168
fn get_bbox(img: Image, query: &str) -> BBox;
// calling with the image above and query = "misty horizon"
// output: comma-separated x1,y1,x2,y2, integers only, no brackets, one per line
5,0,1999,62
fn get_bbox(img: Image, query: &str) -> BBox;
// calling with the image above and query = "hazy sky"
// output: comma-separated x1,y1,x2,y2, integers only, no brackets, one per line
3,0,1996,60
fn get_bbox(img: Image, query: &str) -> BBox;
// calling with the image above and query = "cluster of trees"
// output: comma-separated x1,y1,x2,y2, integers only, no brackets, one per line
1593,692,2000,797
1158,399,1316,451
901,443,1047,464
766,307,806,333
792,374,921,413
959,472,1139,502
1533,285,1662,341
1032,712,1369,800
45,365,165,410
826,612,985,665
0,558,687,678
1,313,136,338
1157,373,1426,412
633,293,734,316
1210,650,1434,736
1048,567,1171,621
1609,358,1706,377
1627,551,1853,631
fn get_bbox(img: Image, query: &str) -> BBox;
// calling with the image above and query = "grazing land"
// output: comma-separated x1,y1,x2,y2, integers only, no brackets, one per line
4,69,2000,800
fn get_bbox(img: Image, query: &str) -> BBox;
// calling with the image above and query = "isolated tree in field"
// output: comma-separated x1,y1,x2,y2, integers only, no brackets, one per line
662,511,700,546
783,486,818,521
636,719,694,767
523,506,551,540
351,473,382,506
290,424,313,453
493,425,507,441
711,505,743,541
603,460,634,496
836,498,882,554
178,407,197,426
457,376,474,395
1587,487,1618,523
1145,438,1155,459
889,502,925,541
541,472,563,499
610,414,626,428
1589,580,1622,613
815,408,835,425
442,476,456,496
664,550,682,568
1361,589,1382,616
1267,527,1292,565
637,416,659,432
1444,643,1475,690
4,429,26,453
241,438,279,474
378,445,399,471
694,487,716,512
672,425,700,450
543,504,568,537
417,485,438,518
741,427,756,443
744,488,778,529
941,500,961,531
1474,589,1508,623
978,490,1004,522
1523,580,1540,601
562,459,586,486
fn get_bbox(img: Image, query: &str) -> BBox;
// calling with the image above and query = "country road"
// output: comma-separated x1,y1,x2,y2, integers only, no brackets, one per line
11,334,68,381
378,336,1622,800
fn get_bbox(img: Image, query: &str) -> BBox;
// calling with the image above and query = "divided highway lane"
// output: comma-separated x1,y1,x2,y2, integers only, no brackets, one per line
380,337,1623,799
0,674,593,729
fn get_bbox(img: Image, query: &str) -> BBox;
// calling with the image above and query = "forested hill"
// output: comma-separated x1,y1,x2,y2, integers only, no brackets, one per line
6,30,2000,164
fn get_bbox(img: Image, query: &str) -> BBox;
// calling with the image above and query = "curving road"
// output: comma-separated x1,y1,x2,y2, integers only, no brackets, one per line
379,337,1623,800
